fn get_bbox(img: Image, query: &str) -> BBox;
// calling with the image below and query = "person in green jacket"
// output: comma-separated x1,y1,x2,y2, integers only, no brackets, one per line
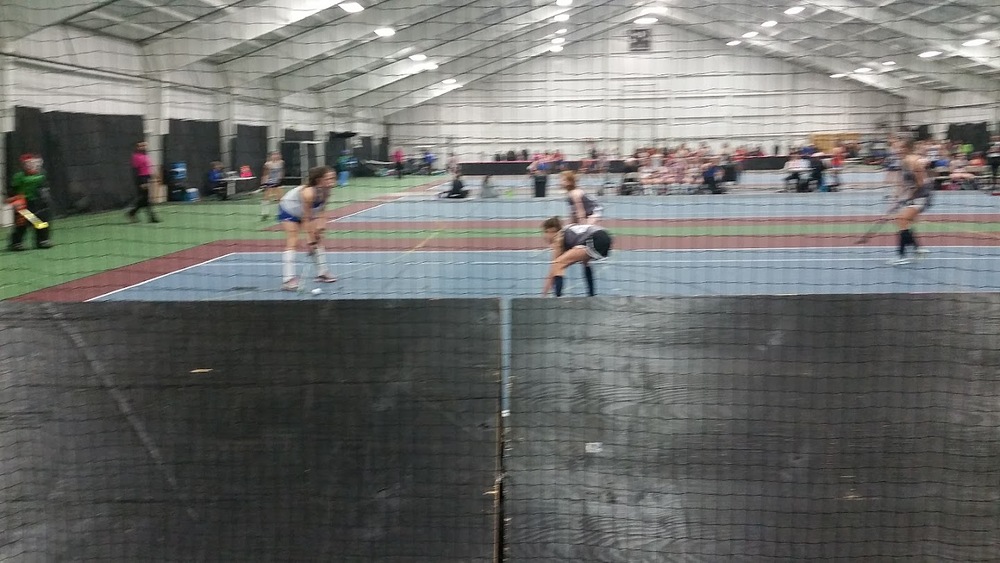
8,153,52,251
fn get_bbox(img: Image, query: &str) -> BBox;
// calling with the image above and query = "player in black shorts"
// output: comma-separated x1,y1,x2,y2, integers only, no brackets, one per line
541,216,612,297
889,139,932,265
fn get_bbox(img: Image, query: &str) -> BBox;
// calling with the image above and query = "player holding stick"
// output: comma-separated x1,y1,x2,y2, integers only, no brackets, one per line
277,166,338,291
7,154,53,251
887,139,932,265
541,216,612,297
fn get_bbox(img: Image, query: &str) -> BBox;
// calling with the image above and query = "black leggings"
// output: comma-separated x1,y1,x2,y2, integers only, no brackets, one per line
127,175,157,219
989,158,1000,186
9,197,50,248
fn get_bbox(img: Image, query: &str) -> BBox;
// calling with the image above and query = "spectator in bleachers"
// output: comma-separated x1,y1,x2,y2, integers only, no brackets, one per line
987,135,1000,189
207,161,227,200
440,173,469,199
948,153,977,189
480,174,498,198
782,152,809,192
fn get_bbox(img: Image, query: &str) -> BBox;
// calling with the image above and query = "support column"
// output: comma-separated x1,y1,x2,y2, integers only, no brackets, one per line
1,53,15,227
218,85,237,168
144,75,169,173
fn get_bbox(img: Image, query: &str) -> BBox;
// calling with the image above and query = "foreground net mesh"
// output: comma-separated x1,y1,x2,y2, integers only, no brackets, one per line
2,297,999,561
3,1,1000,561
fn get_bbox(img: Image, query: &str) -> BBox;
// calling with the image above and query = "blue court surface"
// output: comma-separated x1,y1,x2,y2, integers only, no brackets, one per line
90,247,1000,302
337,190,1000,222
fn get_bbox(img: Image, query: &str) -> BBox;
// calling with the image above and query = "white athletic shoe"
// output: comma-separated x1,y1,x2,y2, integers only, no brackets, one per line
888,257,912,266
914,247,930,257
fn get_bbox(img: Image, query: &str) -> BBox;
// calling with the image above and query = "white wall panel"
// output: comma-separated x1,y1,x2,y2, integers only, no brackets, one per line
13,65,145,115
11,26,144,76
388,24,909,158
164,88,219,121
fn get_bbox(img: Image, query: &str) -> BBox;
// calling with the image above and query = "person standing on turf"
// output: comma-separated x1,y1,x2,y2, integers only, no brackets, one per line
7,154,53,251
126,140,160,223
889,139,932,265
260,151,285,220
541,216,612,297
561,170,602,224
277,165,338,290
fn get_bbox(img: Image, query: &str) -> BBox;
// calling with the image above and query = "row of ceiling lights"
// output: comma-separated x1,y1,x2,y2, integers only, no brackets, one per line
708,4,996,79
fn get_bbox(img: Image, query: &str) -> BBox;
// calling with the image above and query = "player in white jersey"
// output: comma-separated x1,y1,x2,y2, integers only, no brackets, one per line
541,216,612,297
277,166,337,290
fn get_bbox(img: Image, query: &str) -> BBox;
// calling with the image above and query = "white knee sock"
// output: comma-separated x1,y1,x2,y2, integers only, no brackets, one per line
261,199,269,216
313,245,328,276
283,249,296,281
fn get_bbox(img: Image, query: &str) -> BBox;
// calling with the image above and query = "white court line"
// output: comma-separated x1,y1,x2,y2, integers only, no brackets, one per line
227,245,995,256
85,253,235,302
198,255,999,268
329,202,388,222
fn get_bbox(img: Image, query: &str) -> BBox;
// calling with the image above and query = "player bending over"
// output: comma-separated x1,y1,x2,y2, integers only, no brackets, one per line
277,165,338,290
541,216,612,297
889,139,932,265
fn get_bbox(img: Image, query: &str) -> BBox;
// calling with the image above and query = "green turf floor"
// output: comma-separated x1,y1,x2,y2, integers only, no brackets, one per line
2,176,998,300
0,177,437,299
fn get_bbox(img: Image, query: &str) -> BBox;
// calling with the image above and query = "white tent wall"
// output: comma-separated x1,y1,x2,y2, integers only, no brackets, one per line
905,92,1000,140
1,25,384,165
386,26,905,160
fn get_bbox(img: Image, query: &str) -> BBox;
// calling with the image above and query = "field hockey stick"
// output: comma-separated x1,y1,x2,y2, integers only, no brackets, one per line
17,208,49,229
854,201,902,245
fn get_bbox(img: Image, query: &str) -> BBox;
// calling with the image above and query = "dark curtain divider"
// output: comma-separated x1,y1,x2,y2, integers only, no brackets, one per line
913,125,931,142
359,136,373,161
946,122,989,153
7,106,44,199
164,119,222,196
326,133,347,169
378,137,389,162
230,124,268,177
17,110,144,215
283,129,314,142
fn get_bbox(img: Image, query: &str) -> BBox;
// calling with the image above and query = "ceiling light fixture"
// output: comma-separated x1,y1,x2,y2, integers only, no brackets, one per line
726,40,741,46
556,28,567,34
409,53,427,61
784,6,804,15
830,73,846,78
339,2,364,13
423,63,438,70
962,38,989,47
374,27,395,37
761,20,777,27
881,60,896,66
551,45,564,52
553,13,569,22
742,31,758,38
854,67,872,73
556,0,572,5
634,17,657,25
443,78,457,85
552,37,565,44
918,50,941,58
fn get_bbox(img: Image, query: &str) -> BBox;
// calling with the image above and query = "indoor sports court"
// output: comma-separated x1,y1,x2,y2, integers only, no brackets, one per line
2,1,999,561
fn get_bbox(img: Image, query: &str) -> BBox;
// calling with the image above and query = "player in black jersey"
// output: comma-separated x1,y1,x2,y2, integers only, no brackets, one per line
561,170,602,224
541,216,612,297
889,139,932,265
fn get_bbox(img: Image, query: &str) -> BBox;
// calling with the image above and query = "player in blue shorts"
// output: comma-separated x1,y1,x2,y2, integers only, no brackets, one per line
277,165,338,290
541,216,612,297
